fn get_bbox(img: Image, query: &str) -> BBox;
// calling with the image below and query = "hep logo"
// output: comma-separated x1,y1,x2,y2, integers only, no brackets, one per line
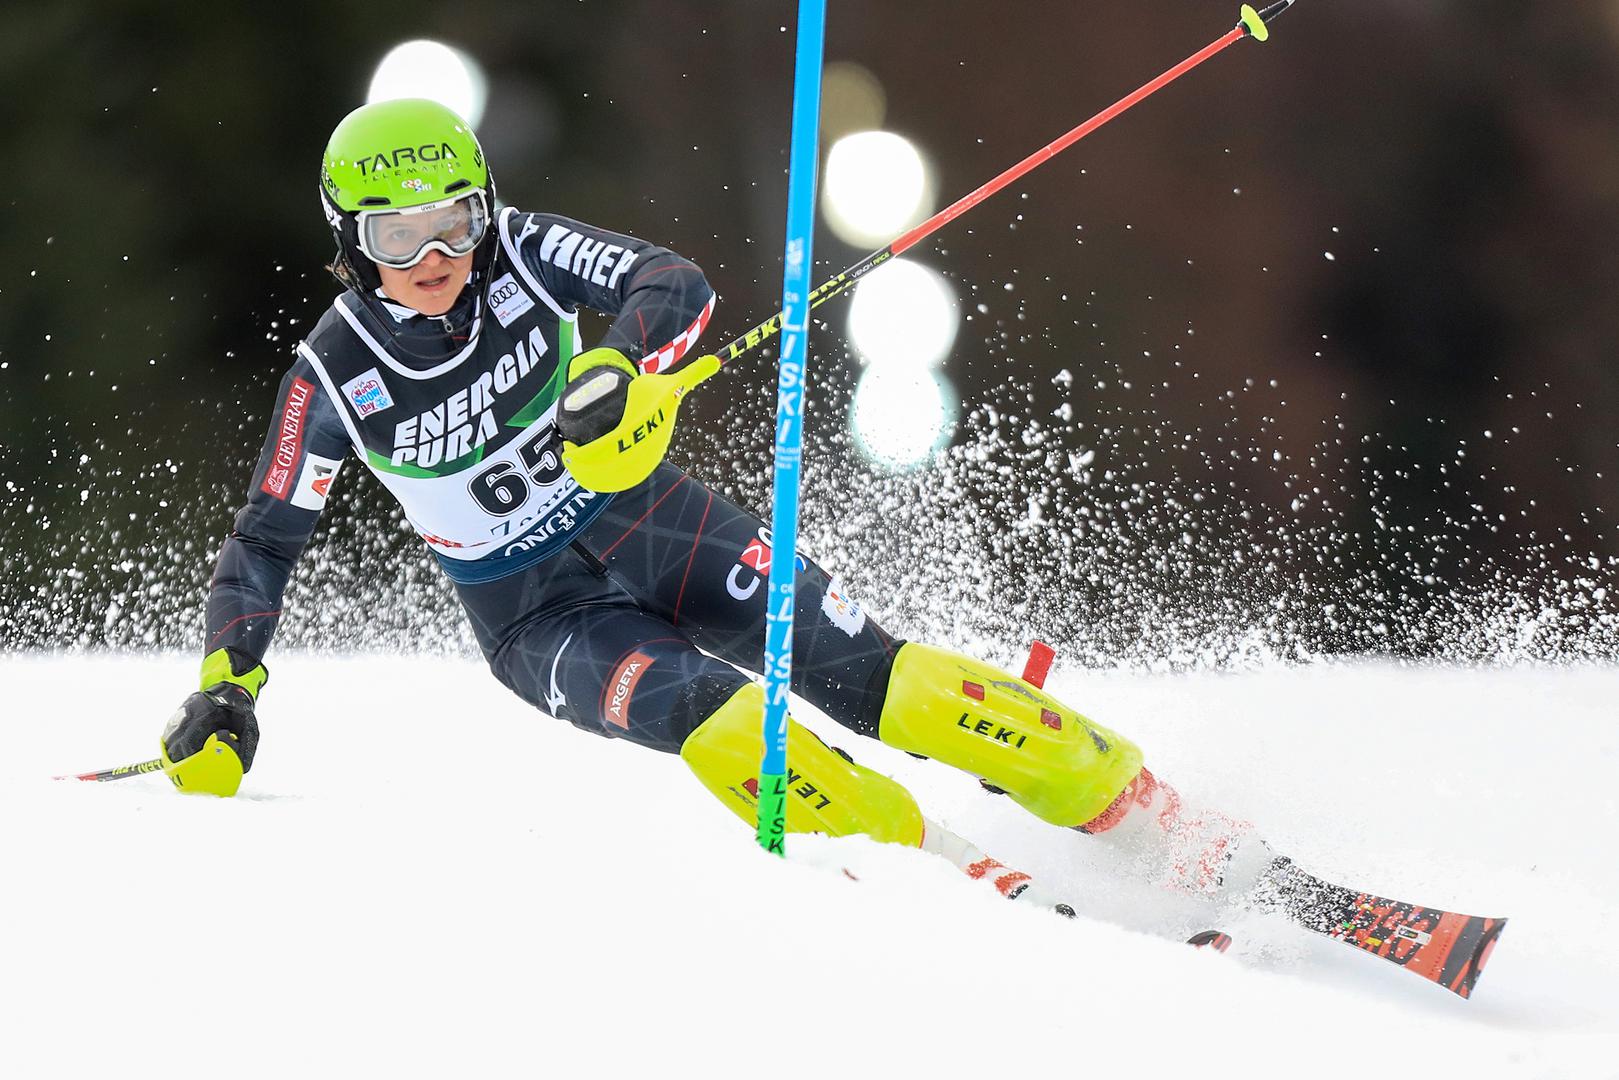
724,527,806,601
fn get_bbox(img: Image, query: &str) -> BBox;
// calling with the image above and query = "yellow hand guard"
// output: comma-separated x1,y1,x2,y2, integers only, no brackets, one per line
681,682,925,847
160,732,246,797
562,354,722,493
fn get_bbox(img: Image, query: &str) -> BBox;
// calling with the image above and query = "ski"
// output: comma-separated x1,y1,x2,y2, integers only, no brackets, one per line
1254,856,1507,999
1025,630,1507,1000
53,757,164,783
1187,929,1234,953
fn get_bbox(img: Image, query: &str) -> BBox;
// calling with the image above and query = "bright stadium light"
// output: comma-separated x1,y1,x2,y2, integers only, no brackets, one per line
368,40,489,127
822,130,933,247
850,366,954,471
847,257,958,369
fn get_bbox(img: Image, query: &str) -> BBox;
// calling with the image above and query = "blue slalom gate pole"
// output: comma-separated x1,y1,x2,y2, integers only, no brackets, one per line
758,0,828,856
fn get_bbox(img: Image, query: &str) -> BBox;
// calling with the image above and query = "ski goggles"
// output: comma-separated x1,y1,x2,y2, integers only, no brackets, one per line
356,189,490,269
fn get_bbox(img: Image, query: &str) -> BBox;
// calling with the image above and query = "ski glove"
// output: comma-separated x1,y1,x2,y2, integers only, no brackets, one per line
558,346,721,493
160,684,260,796
159,648,267,797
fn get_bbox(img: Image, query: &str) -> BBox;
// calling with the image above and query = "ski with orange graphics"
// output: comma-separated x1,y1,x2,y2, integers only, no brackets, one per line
1255,857,1507,999
1020,639,1506,999
1073,759,1507,997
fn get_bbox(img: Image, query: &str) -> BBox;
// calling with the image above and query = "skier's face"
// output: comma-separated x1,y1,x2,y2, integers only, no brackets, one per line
375,248,474,317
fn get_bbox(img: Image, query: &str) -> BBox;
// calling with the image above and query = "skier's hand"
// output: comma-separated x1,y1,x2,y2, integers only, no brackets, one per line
160,653,265,797
559,347,720,493
555,347,639,446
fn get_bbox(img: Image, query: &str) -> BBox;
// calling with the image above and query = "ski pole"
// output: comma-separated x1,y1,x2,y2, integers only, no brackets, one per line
54,758,164,782
711,1,1297,368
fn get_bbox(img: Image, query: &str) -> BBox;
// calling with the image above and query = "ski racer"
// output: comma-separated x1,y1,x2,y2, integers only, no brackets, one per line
160,98,1190,892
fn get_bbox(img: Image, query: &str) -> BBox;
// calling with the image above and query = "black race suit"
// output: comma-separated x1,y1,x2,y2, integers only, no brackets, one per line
207,209,900,752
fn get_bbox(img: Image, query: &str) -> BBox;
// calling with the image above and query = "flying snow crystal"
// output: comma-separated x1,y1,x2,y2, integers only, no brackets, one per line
368,40,489,126
822,131,934,246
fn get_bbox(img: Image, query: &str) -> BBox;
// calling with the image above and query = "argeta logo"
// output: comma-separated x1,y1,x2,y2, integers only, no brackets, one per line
602,650,654,730
342,368,394,417
488,272,534,328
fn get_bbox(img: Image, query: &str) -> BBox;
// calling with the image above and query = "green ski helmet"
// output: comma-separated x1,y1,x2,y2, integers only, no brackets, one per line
319,98,497,294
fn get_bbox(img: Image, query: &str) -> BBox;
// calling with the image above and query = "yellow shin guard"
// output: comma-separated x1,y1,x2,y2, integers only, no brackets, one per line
877,643,1144,828
681,683,925,847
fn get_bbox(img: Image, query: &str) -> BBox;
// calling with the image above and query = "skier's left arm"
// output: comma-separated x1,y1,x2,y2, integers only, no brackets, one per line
514,213,722,490
513,212,716,374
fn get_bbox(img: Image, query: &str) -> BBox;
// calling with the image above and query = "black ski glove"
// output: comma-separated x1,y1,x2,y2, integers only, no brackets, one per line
556,347,637,445
162,683,260,773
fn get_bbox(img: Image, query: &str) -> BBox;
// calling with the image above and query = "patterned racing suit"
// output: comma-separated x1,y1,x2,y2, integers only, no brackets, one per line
207,209,900,753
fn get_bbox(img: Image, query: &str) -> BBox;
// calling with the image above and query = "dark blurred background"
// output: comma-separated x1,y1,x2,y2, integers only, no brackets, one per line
2,0,1616,663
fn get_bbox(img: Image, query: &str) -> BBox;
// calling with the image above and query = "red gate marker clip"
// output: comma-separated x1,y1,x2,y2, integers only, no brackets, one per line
1022,640,1056,688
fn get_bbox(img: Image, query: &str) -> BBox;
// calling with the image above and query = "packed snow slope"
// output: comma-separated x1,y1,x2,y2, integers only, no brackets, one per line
3,655,1616,1078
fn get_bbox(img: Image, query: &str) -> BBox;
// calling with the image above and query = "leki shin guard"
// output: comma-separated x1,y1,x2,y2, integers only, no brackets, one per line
680,683,925,847
876,643,1144,828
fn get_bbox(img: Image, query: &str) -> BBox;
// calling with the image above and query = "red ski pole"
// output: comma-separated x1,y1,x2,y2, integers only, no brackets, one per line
712,1,1297,366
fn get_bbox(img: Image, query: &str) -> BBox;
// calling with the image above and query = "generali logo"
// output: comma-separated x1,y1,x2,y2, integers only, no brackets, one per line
261,378,315,500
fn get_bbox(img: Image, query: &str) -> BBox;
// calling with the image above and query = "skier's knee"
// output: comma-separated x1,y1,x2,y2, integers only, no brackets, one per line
877,642,1144,828
680,682,925,846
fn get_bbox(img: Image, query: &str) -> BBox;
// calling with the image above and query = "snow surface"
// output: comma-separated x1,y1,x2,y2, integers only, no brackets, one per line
4,655,1617,1078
